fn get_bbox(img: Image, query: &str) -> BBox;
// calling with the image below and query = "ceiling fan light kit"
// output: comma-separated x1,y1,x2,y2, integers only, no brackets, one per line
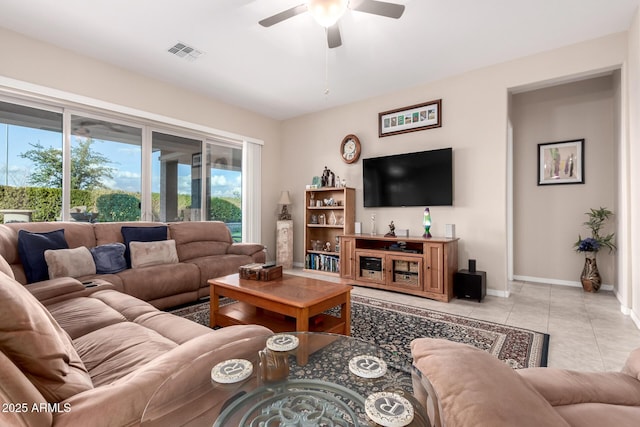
259,0,405,49
306,0,349,27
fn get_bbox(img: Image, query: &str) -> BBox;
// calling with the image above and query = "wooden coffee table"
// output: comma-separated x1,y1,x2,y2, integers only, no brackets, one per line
208,273,352,335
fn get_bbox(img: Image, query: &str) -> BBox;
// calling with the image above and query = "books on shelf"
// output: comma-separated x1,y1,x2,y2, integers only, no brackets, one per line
305,253,340,273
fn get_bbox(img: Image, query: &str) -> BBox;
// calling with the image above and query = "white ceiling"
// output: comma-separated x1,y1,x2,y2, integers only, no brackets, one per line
0,0,638,120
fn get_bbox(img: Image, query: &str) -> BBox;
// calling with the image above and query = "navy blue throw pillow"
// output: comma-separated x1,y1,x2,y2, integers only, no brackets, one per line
90,243,127,274
17,229,69,283
121,225,168,268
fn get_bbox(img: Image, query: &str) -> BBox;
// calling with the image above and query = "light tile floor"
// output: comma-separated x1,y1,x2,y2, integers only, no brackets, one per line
288,269,640,372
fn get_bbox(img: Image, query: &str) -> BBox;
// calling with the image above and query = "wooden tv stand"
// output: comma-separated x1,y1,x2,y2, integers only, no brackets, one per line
339,234,458,302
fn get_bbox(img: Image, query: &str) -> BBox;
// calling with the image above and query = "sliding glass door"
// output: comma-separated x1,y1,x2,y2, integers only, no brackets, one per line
205,141,243,241
0,95,261,234
151,131,201,222
70,114,142,222
0,100,63,222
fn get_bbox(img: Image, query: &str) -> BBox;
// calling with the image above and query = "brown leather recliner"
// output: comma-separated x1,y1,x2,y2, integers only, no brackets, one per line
411,338,640,427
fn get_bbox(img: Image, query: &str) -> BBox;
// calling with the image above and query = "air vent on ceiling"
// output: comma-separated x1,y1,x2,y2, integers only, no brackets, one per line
167,42,204,61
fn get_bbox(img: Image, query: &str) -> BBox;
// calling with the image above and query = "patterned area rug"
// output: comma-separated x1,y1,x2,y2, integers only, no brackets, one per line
169,294,549,369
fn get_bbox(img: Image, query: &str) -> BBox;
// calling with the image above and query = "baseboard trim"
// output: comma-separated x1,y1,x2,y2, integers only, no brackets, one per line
487,289,510,298
513,275,613,292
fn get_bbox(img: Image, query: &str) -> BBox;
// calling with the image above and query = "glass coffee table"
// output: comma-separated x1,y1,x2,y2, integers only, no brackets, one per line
141,332,431,426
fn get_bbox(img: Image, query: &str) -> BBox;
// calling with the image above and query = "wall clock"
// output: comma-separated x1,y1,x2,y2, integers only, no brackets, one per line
340,134,361,164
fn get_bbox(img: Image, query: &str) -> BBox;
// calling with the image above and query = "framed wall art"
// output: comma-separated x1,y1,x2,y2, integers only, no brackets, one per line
378,99,442,137
537,139,584,185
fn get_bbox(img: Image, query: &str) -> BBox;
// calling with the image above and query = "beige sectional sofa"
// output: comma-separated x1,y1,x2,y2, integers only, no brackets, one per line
411,338,640,427
0,220,265,309
0,260,272,426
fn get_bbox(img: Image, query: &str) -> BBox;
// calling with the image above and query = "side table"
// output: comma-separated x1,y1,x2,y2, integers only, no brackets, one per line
453,269,486,302
276,220,293,269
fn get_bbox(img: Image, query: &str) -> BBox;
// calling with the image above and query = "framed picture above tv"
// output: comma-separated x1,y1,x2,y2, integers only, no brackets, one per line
378,99,442,137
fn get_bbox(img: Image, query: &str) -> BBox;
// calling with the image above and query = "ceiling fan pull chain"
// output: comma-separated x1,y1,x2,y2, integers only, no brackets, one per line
324,32,330,96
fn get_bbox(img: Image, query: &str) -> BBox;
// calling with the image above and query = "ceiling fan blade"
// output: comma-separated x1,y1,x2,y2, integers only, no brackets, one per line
259,4,307,27
350,0,405,19
327,24,342,48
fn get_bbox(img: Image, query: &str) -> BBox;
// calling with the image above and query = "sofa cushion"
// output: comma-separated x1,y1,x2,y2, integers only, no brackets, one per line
18,229,69,283
411,338,570,427
121,225,168,267
45,246,96,279
73,322,177,387
130,239,179,269
90,243,127,274
0,272,93,402
168,221,231,261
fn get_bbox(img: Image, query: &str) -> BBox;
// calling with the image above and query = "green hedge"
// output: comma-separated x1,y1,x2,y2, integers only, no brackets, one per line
210,198,241,223
95,193,141,222
0,185,94,222
0,185,241,224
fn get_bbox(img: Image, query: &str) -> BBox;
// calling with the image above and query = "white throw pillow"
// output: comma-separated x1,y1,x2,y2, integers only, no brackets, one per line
129,239,179,269
44,246,96,279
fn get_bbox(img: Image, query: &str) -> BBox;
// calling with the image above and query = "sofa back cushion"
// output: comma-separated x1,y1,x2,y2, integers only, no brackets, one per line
0,271,93,402
0,222,96,284
0,254,14,279
0,350,53,426
168,221,232,261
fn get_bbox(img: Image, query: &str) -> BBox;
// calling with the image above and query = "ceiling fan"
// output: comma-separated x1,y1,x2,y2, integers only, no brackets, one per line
259,0,405,48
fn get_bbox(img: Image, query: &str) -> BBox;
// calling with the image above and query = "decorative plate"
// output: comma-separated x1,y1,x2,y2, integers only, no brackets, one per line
211,359,253,384
365,391,414,427
348,354,387,378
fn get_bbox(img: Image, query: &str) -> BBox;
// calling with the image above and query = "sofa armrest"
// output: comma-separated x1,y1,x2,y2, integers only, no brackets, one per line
411,338,570,427
25,277,86,302
227,243,264,257
517,368,640,407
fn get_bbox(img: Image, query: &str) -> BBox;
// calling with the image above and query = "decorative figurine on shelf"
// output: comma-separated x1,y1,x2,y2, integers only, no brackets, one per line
325,241,331,252
423,207,432,238
321,166,331,187
335,236,340,253
385,221,396,237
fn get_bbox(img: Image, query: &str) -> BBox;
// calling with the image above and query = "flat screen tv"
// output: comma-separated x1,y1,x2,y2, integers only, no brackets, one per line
363,148,453,207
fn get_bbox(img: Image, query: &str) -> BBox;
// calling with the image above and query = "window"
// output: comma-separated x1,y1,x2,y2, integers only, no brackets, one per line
0,100,63,222
206,141,243,241
0,92,262,239
151,131,200,222
69,114,142,222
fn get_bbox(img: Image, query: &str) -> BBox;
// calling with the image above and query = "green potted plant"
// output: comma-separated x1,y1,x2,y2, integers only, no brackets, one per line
574,207,616,292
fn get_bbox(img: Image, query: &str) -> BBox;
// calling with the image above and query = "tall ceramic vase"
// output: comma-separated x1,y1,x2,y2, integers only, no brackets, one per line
581,251,601,292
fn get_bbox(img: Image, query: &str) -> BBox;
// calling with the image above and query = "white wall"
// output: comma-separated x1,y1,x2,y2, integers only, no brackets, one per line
0,28,282,253
281,33,628,296
512,76,617,287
